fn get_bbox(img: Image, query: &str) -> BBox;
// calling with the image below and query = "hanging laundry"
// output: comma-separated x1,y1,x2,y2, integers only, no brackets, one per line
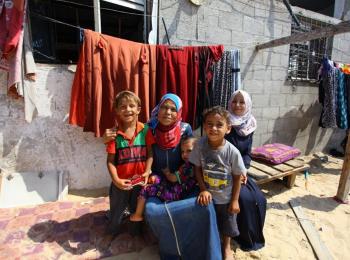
0,0,25,61
337,70,348,129
230,49,241,91
155,45,223,128
196,45,224,129
212,50,235,109
69,29,157,137
319,59,338,128
340,64,350,75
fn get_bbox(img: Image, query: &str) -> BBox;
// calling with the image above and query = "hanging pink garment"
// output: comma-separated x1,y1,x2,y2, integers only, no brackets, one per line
0,0,25,59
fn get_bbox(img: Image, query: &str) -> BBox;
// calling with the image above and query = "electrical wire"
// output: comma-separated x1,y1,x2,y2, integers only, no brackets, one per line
30,11,82,30
54,0,158,17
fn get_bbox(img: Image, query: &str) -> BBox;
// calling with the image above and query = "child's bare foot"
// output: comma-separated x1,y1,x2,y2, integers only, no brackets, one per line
130,214,143,222
223,247,235,260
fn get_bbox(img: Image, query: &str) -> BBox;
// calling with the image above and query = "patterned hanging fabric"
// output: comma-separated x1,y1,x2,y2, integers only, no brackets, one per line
230,49,241,91
346,75,350,126
337,70,348,129
321,66,338,128
211,51,233,108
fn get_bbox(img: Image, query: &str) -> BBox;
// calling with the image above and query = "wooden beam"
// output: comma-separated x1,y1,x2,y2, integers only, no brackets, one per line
335,133,350,203
289,200,334,260
256,20,350,50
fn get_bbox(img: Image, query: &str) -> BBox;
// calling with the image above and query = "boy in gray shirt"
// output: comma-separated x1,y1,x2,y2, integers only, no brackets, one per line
189,106,246,260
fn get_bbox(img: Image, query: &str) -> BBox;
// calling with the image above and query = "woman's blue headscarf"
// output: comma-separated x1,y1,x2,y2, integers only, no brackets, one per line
148,93,183,130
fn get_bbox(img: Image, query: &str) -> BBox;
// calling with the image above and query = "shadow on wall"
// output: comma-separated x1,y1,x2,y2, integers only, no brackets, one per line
323,128,347,154
268,101,328,155
160,0,195,44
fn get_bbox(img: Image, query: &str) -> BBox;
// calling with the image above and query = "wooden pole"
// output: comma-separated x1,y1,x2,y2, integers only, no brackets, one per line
335,133,350,203
256,20,350,50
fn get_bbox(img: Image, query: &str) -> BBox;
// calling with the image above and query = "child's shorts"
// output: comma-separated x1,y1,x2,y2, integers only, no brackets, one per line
214,203,240,237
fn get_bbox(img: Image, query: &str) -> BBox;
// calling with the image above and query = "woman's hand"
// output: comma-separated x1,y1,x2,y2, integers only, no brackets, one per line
103,128,117,143
197,190,212,206
228,199,240,214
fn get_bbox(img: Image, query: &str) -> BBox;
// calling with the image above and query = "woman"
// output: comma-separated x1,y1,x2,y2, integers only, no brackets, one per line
145,93,221,259
104,93,222,259
225,90,267,251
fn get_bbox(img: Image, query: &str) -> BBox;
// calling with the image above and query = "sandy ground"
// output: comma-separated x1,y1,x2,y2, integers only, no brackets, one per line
235,154,349,260
67,153,349,260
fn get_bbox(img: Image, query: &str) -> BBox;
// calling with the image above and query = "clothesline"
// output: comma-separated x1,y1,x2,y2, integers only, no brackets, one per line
29,12,264,48
54,0,290,15
30,12,82,30
54,0,156,17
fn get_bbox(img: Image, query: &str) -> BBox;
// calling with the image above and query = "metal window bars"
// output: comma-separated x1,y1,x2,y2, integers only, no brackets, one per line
287,14,333,82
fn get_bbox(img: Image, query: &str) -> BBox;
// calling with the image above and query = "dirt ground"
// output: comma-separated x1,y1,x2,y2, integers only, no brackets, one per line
65,153,349,260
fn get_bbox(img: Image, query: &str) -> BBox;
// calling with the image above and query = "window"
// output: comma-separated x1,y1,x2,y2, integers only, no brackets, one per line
29,0,150,64
289,0,335,17
287,15,333,82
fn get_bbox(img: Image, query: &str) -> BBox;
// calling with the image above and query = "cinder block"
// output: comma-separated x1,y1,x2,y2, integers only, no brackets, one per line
243,16,264,35
262,107,280,119
270,94,286,107
251,107,263,118
205,28,231,44
252,94,269,107
254,119,268,135
177,21,196,41
219,11,243,31
232,1,254,16
264,22,283,38
244,80,264,94
271,68,287,81
286,94,306,106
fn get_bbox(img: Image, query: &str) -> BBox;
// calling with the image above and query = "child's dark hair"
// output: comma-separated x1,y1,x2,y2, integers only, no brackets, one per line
114,90,141,108
203,106,231,125
181,136,197,146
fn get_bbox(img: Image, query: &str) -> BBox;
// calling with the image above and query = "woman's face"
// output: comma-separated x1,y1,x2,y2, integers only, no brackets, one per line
231,93,246,116
157,99,178,126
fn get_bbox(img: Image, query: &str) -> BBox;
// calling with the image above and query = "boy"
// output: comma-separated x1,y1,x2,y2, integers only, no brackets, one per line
189,106,246,260
105,91,153,236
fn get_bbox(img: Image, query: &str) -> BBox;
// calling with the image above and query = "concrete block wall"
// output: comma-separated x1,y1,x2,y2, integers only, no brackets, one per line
159,0,350,154
0,66,109,190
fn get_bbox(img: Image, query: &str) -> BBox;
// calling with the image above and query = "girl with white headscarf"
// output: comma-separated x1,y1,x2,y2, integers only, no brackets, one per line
226,90,256,167
228,90,257,137
225,90,266,252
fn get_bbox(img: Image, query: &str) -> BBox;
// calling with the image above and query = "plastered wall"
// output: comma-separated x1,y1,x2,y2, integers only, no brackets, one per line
0,65,109,189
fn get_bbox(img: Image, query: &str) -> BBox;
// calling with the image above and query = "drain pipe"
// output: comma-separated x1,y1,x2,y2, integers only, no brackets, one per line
282,0,300,27
93,0,101,32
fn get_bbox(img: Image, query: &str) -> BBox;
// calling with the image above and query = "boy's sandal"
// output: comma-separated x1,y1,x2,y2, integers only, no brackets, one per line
128,220,143,236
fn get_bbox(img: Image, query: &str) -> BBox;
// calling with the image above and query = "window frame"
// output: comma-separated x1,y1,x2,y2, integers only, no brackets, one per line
287,14,334,82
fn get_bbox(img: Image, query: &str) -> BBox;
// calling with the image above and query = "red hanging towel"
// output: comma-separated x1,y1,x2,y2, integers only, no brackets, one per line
156,45,223,128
